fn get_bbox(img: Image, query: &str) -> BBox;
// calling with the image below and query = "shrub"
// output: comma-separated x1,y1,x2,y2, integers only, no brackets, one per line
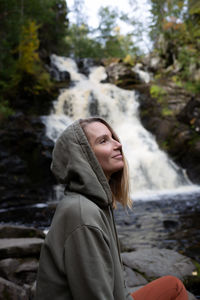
150,84,167,102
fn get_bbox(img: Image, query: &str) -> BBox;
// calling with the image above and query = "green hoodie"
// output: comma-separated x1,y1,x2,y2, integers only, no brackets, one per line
35,119,133,300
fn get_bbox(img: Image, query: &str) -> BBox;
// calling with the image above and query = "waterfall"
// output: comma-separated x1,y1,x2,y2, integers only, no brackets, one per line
43,54,199,199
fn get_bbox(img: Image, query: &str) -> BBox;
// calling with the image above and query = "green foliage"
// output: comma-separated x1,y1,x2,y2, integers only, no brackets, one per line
189,0,200,15
16,21,40,75
123,54,136,66
97,6,118,41
0,0,68,59
96,6,139,58
11,20,53,96
150,84,174,117
0,101,14,122
183,81,200,94
37,0,68,55
160,140,170,151
0,0,68,112
149,0,167,42
161,107,173,116
178,45,199,77
65,24,103,59
149,0,200,94
150,84,167,102
171,75,183,87
65,5,139,59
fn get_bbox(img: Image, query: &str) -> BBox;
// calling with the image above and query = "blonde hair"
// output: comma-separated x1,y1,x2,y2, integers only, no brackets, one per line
80,117,132,208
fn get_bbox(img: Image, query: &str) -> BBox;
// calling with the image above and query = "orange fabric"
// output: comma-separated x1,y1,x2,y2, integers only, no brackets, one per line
131,276,188,300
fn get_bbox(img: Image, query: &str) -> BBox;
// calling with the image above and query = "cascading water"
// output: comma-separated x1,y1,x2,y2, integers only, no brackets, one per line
43,54,200,200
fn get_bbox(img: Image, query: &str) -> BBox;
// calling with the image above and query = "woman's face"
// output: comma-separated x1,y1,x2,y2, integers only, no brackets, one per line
84,122,124,179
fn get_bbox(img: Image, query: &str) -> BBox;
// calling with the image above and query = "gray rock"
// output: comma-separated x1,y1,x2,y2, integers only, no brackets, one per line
106,62,142,87
0,257,38,285
0,238,44,259
123,266,148,287
188,291,198,300
149,56,162,71
121,248,196,281
0,225,45,239
0,276,29,300
31,281,37,298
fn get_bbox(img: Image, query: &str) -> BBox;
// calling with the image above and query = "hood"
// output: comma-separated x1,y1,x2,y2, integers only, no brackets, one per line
51,119,112,207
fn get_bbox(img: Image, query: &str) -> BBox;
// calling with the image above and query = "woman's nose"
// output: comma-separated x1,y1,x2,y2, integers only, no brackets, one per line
113,140,122,149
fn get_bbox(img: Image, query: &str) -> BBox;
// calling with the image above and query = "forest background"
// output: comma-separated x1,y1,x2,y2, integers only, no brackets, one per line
0,0,200,121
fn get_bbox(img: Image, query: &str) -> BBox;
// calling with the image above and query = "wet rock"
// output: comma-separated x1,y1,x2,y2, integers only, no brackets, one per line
138,86,200,184
114,197,200,266
106,62,142,89
177,97,200,130
0,238,44,259
76,58,98,77
50,66,70,82
147,55,163,72
0,225,45,239
0,112,56,210
0,277,29,300
0,258,38,285
123,248,198,299
122,248,196,281
163,219,179,229
0,225,44,299
123,266,148,288
49,55,71,82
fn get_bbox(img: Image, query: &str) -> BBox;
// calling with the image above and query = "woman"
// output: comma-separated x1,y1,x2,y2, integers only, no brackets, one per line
35,117,188,300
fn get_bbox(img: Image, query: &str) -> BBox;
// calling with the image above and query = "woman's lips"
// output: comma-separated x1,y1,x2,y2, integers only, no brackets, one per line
112,154,123,159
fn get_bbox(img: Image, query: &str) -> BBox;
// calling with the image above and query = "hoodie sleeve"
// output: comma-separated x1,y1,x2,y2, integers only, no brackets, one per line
64,225,115,300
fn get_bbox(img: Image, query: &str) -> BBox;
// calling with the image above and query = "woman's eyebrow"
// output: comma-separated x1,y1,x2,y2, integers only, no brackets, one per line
95,134,109,143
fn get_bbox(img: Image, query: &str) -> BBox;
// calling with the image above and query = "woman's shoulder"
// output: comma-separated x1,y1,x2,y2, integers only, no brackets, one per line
58,192,100,211
56,193,109,229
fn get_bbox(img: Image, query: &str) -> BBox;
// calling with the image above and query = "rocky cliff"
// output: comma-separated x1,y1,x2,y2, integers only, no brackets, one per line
0,113,56,209
104,59,200,184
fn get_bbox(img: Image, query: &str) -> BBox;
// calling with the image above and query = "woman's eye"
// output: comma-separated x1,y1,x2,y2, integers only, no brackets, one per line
100,138,106,144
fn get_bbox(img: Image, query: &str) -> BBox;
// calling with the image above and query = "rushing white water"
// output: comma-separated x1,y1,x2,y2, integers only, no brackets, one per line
42,54,200,198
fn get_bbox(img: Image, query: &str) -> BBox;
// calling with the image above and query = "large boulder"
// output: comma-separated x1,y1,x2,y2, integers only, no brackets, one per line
122,248,198,299
0,277,29,300
0,258,38,286
0,238,44,259
122,248,196,281
105,62,142,89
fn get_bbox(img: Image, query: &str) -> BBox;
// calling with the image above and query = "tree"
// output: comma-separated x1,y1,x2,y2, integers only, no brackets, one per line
65,23,103,58
148,0,200,93
97,6,119,43
72,0,87,26
37,0,69,56
16,21,40,75
187,0,200,43
0,0,68,115
96,6,139,58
